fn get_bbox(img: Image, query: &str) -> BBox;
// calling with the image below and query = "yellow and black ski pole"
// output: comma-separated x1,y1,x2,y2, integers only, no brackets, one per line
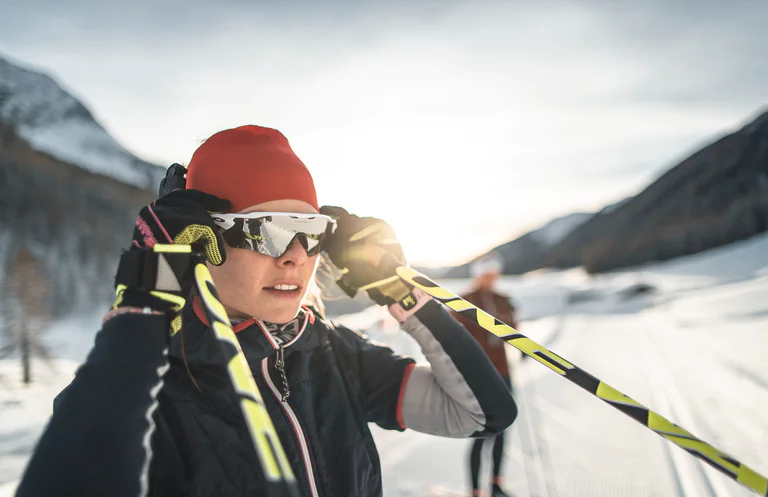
194,263,299,497
395,265,768,497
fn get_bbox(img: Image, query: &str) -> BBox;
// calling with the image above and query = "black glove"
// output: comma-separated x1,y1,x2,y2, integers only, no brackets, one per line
131,189,230,265
113,189,231,333
319,206,417,309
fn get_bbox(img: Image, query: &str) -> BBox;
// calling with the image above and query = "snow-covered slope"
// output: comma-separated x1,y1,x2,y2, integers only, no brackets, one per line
529,212,593,247
0,55,163,188
2,233,767,496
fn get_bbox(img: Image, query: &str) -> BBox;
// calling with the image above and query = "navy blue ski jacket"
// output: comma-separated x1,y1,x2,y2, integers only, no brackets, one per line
15,296,516,497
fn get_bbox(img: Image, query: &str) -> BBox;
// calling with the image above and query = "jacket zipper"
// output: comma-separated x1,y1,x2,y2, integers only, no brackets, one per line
261,358,320,497
275,344,290,402
259,310,319,497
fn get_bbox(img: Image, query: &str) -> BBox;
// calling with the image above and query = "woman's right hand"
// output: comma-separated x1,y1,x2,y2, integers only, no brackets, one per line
111,190,231,332
131,189,230,265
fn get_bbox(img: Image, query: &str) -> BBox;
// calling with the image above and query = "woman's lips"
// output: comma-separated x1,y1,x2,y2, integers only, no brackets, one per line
263,284,303,300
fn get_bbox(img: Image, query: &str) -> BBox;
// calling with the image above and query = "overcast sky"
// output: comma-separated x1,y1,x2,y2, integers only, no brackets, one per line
2,0,767,265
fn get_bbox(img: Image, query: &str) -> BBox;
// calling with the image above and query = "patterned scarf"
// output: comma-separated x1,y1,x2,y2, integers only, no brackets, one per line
263,318,302,345
231,309,305,346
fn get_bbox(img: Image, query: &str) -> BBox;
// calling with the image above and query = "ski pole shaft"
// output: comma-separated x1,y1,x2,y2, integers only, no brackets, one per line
395,265,768,497
194,263,299,497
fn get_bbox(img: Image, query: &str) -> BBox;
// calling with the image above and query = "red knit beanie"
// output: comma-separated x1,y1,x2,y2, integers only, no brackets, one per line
186,125,318,213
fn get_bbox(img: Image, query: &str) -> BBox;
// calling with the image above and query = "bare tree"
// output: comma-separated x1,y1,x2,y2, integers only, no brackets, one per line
1,249,52,384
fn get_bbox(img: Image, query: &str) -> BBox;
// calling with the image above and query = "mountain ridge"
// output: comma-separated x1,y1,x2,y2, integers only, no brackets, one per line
439,107,768,277
440,211,593,278
0,54,164,189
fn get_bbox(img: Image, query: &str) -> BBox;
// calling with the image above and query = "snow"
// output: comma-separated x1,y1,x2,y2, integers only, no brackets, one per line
529,212,593,247
0,56,163,188
17,119,151,186
1,232,767,496
355,233,768,496
0,313,101,495
0,359,77,490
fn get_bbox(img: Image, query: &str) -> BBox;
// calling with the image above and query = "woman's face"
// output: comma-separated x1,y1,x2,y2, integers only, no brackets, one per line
207,199,320,324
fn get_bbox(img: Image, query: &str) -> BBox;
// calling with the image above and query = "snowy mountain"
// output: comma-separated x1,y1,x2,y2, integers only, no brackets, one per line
549,108,768,272
0,53,161,319
597,197,632,215
443,211,594,278
0,122,156,317
529,212,593,247
442,107,768,277
0,55,164,188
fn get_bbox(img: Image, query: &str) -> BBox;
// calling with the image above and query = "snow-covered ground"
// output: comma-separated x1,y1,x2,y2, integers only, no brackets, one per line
1,233,767,496
363,233,768,497
0,313,101,496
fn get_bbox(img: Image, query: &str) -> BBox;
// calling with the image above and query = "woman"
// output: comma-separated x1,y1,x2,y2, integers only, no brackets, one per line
16,125,517,497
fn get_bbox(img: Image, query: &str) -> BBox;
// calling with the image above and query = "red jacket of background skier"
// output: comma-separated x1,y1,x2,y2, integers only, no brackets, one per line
453,288,518,381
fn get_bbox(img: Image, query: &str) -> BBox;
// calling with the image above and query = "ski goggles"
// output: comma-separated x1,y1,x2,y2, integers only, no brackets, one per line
211,212,337,258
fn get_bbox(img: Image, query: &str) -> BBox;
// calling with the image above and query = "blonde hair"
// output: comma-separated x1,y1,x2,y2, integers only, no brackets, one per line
302,275,326,319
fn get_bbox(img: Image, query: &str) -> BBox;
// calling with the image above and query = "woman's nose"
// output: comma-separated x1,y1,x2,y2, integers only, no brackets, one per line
276,237,309,267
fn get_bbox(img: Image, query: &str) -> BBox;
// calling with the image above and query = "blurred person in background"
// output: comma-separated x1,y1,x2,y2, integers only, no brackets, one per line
15,125,517,497
453,252,520,497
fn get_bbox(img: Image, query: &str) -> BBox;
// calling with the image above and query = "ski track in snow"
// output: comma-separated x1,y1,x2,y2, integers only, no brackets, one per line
1,233,767,496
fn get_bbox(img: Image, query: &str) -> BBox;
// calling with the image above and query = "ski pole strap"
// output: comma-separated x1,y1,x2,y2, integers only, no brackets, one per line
394,265,768,497
114,244,197,289
193,263,300,497
113,244,201,335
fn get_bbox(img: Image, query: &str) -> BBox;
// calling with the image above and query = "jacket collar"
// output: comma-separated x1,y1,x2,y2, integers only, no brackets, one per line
169,297,322,367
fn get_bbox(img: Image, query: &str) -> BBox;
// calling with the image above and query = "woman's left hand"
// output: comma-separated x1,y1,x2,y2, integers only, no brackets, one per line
320,206,417,309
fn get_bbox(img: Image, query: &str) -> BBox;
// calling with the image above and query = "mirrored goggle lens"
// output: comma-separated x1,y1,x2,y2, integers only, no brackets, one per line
213,214,335,258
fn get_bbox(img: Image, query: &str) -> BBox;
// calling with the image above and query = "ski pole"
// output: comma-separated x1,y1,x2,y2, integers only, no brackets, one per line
194,262,299,497
394,265,768,497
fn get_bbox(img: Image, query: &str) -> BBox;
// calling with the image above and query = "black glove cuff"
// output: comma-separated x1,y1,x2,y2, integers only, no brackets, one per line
116,289,177,314
336,275,359,299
